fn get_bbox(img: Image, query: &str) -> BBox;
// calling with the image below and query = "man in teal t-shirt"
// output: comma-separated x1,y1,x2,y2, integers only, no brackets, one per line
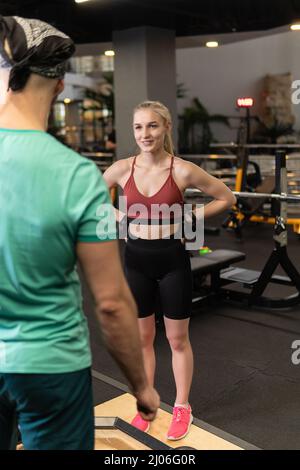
0,128,117,374
0,16,159,450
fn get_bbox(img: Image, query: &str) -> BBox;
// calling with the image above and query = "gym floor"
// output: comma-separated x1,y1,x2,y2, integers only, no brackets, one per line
82,216,300,450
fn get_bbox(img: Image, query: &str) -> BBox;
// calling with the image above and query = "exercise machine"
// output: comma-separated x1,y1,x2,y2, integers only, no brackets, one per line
188,150,300,309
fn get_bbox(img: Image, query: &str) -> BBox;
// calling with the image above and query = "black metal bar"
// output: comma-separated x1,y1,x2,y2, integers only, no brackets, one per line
233,192,300,202
274,149,286,217
246,108,250,143
222,288,300,308
274,150,286,193
210,143,300,148
94,416,171,450
256,293,300,308
114,418,171,451
185,188,300,202
248,250,280,304
279,251,300,292
210,271,222,290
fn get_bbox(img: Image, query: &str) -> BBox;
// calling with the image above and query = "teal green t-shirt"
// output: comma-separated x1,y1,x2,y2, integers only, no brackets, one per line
0,129,116,373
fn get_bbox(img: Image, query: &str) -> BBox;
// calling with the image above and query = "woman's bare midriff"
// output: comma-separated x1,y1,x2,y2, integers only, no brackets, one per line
127,222,182,240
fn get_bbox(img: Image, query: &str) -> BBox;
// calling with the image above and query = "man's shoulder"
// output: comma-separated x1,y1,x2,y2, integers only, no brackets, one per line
45,134,83,160
44,135,98,171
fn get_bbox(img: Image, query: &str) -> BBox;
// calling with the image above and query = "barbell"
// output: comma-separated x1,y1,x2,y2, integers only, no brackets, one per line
185,188,300,203
233,191,300,203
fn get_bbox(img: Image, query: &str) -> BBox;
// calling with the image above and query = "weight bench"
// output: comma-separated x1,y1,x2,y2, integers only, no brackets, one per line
191,249,246,303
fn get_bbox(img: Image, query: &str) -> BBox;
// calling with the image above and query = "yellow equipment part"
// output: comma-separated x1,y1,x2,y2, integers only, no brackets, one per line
231,211,300,234
110,187,117,203
235,168,244,192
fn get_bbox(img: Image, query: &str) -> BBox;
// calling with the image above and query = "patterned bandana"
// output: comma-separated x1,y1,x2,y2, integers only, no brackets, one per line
0,16,75,90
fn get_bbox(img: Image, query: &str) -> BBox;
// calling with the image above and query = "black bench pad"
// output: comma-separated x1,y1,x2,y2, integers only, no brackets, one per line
190,249,246,275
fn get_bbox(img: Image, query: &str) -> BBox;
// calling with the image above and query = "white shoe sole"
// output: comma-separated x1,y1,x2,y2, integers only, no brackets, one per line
167,414,193,441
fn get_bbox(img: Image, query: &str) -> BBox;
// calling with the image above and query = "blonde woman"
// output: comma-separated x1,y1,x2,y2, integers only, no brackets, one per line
104,101,235,440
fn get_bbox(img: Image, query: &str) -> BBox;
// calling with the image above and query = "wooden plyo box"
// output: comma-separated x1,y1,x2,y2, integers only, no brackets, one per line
94,393,242,451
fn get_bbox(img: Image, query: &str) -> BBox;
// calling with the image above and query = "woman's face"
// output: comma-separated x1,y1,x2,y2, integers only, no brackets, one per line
133,109,169,153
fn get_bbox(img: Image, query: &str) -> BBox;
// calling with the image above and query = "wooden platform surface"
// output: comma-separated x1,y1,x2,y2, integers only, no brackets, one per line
94,393,242,450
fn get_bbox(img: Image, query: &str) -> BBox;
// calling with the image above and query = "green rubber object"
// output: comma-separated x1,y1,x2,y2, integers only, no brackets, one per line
199,246,212,255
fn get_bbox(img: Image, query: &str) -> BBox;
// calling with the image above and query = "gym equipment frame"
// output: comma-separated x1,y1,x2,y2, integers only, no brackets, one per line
187,150,300,309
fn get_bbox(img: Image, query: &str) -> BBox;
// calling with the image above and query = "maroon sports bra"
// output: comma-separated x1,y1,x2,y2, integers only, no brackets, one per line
123,156,184,223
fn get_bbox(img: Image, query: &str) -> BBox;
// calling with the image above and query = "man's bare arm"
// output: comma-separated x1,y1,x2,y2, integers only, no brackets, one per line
76,240,159,419
103,160,128,222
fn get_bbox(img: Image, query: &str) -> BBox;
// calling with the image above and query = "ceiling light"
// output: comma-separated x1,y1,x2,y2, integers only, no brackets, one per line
206,41,219,48
75,0,91,4
104,50,115,56
64,98,71,104
290,23,300,30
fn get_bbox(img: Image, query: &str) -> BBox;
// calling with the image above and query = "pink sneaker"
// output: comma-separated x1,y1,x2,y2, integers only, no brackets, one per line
167,405,193,440
131,413,150,432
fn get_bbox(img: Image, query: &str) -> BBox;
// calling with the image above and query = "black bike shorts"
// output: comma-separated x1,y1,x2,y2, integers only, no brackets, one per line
124,237,193,320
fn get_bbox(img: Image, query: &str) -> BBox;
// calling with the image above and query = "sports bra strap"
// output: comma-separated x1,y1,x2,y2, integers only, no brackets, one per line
131,155,173,176
130,156,137,175
170,155,174,173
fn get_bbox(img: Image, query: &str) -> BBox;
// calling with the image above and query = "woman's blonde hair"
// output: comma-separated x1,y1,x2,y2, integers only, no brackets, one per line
134,100,174,155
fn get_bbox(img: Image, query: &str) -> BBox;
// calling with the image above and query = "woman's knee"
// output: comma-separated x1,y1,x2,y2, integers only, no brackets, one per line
140,330,155,349
167,333,190,352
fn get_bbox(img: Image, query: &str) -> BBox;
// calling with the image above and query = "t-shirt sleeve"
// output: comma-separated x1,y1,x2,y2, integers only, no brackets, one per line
68,159,117,243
